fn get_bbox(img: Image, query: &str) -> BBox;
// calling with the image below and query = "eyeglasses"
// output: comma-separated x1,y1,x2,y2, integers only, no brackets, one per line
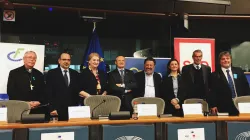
60,59,71,61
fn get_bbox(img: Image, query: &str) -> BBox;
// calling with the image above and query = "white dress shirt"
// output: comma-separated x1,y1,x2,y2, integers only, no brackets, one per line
144,73,155,97
221,67,238,97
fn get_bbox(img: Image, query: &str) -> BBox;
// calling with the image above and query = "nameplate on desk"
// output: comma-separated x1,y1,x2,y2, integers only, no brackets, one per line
68,106,91,120
41,132,74,140
178,128,205,140
182,104,203,117
137,104,157,117
0,107,7,123
238,103,250,115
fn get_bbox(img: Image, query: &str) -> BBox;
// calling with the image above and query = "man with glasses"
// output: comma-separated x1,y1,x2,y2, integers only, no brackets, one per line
46,52,80,121
7,51,47,114
181,49,211,100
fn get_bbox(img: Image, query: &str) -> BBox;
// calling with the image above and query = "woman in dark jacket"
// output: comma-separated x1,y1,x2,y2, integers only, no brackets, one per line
79,53,107,103
161,59,185,116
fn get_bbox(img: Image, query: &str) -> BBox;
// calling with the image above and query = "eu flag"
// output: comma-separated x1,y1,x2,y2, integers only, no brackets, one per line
82,29,106,73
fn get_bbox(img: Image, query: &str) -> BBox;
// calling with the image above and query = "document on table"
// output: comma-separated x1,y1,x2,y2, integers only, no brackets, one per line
178,128,205,140
41,132,74,140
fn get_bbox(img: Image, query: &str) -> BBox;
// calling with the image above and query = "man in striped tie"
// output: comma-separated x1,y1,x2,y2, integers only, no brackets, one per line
209,51,250,115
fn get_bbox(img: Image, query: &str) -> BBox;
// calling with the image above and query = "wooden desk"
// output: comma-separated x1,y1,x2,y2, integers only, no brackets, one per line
1,116,250,129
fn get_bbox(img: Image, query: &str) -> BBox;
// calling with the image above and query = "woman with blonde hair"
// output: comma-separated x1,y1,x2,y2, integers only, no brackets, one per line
79,53,107,103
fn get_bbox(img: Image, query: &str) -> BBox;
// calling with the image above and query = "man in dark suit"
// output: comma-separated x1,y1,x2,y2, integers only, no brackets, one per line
209,51,250,115
7,51,47,114
108,56,137,112
181,49,211,100
134,57,162,98
46,52,80,121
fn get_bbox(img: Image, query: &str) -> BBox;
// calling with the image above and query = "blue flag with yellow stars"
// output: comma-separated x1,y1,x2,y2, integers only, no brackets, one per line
82,29,106,73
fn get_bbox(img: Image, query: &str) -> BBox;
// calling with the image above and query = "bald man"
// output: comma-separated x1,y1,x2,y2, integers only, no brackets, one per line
108,56,137,113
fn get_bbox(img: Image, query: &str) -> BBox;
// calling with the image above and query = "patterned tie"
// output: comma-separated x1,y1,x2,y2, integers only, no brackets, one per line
64,70,69,86
120,70,124,84
226,69,236,98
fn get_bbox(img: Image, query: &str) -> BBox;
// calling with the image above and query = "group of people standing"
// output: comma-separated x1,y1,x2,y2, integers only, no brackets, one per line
7,49,250,121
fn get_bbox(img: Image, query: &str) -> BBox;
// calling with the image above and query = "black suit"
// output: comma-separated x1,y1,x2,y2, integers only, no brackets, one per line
108,69,137,112
79,68,107,104
46,67,80,121
181,64,211,99
134,71,162,98
161,75,184,116
7,65,47,114
209,67,250,115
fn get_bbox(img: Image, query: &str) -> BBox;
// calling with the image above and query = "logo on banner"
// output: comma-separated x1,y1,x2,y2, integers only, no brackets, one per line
3,10,15,22
115,136,143,140
7,48,25,62
235,131,250,140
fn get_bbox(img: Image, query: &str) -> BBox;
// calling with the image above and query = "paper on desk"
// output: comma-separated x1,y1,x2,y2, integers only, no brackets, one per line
68,106,90,119
41,132,74,140
238,103,250,113
0,107,7,122
137,104,157,117
178,128,205,140
182,104,203,115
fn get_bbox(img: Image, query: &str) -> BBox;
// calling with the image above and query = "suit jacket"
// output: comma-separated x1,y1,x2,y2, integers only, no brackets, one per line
108,69,137,96
181,64,211,99
161,75,185,116
7,65,45,103
209,67,250,115
46,67,80,120
134,71,162,98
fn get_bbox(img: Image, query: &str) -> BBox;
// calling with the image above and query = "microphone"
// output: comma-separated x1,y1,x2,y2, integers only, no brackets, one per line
91,100,106,119
20,103,50,124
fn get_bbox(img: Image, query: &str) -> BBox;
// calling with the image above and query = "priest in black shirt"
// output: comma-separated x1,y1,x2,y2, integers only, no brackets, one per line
7,51,46,114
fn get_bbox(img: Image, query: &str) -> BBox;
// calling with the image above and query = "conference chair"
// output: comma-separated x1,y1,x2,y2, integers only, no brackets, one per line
0,100,30,123
234,96,250,110
84,95,121,118
184,98,209,113
131,97,165,115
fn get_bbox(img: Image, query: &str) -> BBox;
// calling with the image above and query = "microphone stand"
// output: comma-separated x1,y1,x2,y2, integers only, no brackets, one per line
91,100,106,119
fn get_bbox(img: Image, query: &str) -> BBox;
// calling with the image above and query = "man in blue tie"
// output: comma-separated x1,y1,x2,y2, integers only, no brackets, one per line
209,51,250,115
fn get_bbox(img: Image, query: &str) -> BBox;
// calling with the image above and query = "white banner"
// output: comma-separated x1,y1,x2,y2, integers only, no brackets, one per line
174,38,215,72
0,43,45,100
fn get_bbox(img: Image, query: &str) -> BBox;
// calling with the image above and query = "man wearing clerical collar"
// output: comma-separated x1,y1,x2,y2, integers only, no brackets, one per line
7,51,46,114
134,57,162,98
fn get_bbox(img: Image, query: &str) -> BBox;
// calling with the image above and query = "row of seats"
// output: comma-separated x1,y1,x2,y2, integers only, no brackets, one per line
1,95,250,122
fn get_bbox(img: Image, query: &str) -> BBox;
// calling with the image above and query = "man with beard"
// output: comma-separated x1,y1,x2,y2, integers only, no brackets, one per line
108,56,137,112
46,52,80,121
209,51,250,115
7,51,47,115
134,57,162,98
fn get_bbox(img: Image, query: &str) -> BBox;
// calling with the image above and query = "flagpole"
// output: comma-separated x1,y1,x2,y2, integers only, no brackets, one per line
93,22,96,32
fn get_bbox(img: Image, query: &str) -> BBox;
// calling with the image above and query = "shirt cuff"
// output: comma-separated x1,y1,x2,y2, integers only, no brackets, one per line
175,98,179,103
